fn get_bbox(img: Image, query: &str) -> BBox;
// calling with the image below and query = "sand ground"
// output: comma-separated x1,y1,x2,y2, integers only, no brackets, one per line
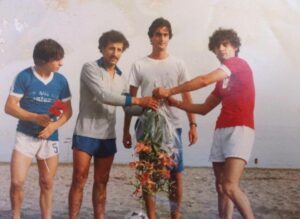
0,163,299,219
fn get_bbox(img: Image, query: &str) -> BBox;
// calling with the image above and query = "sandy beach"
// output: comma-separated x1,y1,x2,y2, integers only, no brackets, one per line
0,163,299,219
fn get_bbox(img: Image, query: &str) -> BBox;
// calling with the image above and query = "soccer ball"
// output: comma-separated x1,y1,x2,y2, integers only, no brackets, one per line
124,210,148,219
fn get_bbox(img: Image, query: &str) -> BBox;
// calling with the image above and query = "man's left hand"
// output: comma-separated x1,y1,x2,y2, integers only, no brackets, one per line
188,125,198,146
38,123,56,139
152,87,171,99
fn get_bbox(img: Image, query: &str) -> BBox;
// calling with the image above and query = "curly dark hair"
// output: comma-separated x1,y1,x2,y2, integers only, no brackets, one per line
208,28,241,55
148,17,173,39
33,39,64,65
98,30,129,53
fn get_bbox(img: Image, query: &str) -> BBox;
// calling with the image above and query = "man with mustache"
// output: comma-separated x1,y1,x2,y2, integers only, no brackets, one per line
68,30,158,219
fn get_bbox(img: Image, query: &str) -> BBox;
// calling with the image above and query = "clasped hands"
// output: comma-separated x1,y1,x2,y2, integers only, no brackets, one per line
34,114,56,139
152,87,171,99
152,87,178,107
136,87,175,111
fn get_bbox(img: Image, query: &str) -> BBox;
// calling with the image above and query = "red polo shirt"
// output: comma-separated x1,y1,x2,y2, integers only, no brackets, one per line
211,57,255,129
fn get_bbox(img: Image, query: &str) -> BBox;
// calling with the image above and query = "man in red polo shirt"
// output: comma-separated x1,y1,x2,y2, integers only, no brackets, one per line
153,28,255,219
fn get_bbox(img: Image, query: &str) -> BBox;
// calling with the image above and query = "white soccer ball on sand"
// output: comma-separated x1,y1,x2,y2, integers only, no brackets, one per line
124,210,148,219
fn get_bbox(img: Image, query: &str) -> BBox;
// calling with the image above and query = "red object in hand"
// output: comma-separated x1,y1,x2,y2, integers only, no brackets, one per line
49,100,66,117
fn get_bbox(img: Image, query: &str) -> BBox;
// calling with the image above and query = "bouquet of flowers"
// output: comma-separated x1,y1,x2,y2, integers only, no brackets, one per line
129,102,180,197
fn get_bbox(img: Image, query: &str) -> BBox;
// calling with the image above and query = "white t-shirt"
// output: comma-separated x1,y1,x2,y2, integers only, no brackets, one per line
129,55,190,128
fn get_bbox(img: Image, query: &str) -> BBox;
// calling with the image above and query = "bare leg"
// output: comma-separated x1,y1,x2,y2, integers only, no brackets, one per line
92,155,114,219
143,194,156,219
222,158,255,219
68,149,92,219
169,172,183,219
10,150,32,219
37,155,58,219
213,162,234,219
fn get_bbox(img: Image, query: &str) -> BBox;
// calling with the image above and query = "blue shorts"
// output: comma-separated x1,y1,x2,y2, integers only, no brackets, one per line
72,135,117,158
171,128,184,173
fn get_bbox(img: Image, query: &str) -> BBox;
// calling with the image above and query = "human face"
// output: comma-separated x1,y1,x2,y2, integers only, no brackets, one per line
214,40,237,62
102,42,124,67
44,59,63,72
150,26,170,51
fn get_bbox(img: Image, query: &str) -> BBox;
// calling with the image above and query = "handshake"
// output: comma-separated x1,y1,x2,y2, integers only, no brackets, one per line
152,87,172,99
124,87,178,116
152,87,179,108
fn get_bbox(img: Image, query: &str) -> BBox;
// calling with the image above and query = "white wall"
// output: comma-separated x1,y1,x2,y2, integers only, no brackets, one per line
1,0,300,168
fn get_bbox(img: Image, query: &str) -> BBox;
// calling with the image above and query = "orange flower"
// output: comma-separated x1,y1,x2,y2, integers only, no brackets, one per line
159,152,175,167
137,172,151,186
135,142,152,153
159,169,171,179
145,162,154,171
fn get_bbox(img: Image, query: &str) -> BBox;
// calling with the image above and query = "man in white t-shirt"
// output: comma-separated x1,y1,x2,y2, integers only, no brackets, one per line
123,17,198,219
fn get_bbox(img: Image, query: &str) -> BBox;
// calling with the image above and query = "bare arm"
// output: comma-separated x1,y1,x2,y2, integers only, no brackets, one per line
153,68,228,98
82,63,158,109
38,100,72,139
4,95,50,127
169,94,221,115
181,92,198,146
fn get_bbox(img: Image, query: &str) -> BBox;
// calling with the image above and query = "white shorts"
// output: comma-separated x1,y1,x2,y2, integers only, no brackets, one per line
14,132,59,159
209,126,255,163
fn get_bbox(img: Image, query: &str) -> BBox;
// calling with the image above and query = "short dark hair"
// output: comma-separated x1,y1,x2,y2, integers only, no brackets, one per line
208,28,241,55
148,17,173,39
33,39,64,65
98,30,129,53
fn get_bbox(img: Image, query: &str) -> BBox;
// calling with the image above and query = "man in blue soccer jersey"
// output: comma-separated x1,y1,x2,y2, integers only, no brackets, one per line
4,39,72,219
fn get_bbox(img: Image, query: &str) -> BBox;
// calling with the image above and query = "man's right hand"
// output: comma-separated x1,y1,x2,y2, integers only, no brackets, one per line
133,96,159,111
33,114,51,127
123,131,132,149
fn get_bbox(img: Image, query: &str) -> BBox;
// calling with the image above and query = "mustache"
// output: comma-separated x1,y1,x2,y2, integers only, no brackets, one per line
110,56,118,60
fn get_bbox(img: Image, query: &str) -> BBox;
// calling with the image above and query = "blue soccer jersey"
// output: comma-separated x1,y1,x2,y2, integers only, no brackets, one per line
10,67,71,140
